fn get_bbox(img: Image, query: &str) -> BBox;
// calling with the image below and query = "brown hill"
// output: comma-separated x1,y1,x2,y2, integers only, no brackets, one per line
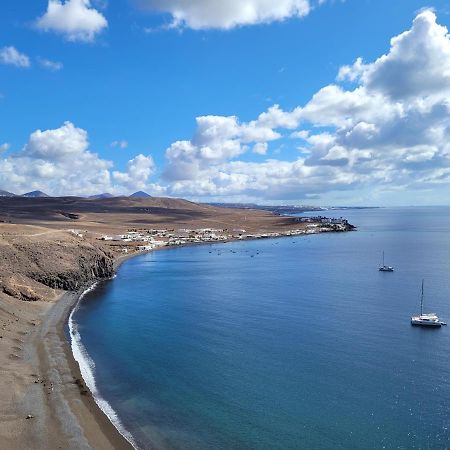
0,196,298,234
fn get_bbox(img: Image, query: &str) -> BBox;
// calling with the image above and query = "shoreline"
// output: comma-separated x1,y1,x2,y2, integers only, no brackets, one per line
0,283,134,449
67,284,138,449
38,288,134,450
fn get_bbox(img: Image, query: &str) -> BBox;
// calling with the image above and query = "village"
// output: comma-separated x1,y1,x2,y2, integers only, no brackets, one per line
94,217,352,255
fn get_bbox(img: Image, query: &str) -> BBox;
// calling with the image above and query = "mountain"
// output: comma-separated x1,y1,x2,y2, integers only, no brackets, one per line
0,189,16,197
89,193,115,199
129,191,151,198
22,191,50,198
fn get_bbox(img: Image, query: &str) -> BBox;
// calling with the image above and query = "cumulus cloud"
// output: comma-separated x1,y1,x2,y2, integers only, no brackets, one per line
0,47,31,68
163,114,281,182
136,0,312,30
36,0,108,42
362,10,450,100
159,10,450,203
0,122,155,196
113,154,155,190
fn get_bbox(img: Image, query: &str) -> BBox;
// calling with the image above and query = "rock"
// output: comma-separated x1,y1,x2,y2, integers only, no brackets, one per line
0,238,114,299
26,414,33,419
29,253,114,291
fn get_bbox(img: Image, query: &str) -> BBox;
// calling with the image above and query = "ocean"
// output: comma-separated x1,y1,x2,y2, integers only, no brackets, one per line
69,207,450,449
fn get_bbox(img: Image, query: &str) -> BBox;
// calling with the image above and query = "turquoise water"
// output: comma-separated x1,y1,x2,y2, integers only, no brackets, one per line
71,207,450,449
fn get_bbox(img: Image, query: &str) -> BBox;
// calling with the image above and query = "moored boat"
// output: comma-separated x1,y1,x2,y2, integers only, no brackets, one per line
379,251,394,272
411,280,446,327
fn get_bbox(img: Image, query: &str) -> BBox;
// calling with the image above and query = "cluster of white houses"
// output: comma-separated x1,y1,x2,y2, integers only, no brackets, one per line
100,228,236,251
98,221,349,254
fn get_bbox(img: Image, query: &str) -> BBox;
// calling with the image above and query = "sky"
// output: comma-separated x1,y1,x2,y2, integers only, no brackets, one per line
1,0,450,206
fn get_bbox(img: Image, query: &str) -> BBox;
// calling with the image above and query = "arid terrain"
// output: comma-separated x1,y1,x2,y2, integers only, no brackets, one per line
0,196,351,449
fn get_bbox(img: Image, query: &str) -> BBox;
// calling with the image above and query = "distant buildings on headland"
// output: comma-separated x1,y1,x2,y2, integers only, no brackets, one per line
295,216,350,225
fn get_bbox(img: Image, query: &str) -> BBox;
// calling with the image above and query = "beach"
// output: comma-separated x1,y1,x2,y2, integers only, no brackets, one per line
0,286,133,450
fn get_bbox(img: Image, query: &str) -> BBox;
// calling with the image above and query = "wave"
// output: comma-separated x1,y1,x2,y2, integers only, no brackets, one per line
68,284,138,449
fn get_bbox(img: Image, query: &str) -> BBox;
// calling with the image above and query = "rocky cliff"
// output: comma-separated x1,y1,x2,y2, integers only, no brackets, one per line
0,232,114,301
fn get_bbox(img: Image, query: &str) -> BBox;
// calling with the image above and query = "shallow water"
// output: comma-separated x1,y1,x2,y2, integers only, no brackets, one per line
72,207,450,449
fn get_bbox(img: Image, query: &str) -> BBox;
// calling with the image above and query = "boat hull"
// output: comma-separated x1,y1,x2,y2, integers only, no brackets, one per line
411,315,442,327
411,320,442,327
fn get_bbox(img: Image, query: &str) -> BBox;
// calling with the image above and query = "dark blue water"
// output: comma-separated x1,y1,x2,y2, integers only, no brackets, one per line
72,207,450,449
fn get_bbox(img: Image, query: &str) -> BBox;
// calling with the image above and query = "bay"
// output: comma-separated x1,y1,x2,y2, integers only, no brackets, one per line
71,207,450,449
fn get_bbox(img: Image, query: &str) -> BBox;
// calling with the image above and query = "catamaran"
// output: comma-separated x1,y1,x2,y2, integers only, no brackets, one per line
379,251,394,272
411,280,446,327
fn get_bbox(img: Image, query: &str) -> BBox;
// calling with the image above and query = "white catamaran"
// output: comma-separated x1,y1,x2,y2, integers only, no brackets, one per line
411,280,446,327
379,251,394,272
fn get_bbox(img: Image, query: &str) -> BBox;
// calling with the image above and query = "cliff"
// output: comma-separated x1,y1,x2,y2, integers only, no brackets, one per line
0,231,114,302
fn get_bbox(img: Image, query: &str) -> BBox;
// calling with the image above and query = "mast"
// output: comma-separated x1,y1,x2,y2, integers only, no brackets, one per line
421,279,424,316
382,251,385,267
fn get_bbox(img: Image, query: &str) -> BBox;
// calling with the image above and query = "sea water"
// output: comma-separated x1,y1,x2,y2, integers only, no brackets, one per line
71,207,450,449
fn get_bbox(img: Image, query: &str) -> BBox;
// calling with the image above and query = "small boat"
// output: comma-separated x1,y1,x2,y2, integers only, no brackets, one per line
379,251,394,272
411,280,446,327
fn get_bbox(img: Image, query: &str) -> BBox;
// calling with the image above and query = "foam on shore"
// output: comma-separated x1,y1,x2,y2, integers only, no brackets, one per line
68,284,138,449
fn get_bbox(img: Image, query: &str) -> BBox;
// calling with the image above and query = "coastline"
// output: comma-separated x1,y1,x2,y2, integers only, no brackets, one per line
66,286,138,449
3,286,134,450
0,196,355,448
0,280,134,449
0,228,354,450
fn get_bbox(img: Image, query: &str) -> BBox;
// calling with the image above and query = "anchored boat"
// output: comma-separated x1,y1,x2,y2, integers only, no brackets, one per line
411,280,446,327
379,251,394,272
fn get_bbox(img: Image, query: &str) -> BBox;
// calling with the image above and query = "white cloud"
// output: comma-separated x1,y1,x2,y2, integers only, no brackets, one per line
336,57,367,83
0,122,155,196
137,0,312,30
111,140,129,149
0,47,31,68
23,122,90,160
36,0,108,42
37,57,63,71
112,154,155,190
362,10,450,100
159,10,450,204
163,114,283,182
253,143,268,155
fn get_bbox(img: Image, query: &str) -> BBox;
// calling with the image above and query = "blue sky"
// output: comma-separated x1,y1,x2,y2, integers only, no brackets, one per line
1,0,450,205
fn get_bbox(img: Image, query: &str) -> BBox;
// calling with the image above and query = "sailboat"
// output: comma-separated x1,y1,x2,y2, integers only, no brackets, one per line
411,280,446,327
379,251,394,272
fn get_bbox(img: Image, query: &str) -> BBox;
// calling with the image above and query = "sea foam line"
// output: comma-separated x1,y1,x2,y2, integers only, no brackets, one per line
68,284,138,449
